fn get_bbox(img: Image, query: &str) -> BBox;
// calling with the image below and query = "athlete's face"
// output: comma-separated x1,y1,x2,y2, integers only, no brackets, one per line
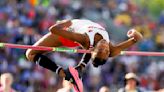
92,39,110,67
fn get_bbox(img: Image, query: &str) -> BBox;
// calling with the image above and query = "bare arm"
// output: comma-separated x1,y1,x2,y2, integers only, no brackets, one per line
109,38,137,57
49,20,87,47
109,29,143,57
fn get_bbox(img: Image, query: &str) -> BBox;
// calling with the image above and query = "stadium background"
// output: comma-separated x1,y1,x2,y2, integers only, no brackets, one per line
0,0,164,92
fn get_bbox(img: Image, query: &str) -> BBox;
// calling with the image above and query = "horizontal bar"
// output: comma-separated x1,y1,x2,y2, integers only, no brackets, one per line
121,51,164,56
1,43,164,56
5,43,53,51
0,43,91,53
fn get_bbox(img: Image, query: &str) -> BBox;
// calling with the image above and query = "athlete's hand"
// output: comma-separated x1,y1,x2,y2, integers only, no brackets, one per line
127,29,143,42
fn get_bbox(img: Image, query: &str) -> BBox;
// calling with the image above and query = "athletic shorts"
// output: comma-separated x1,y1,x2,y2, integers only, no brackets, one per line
59,36,80,47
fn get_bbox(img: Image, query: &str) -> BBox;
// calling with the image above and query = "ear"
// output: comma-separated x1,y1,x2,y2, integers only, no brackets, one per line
91,51,97,60
90,46,98,59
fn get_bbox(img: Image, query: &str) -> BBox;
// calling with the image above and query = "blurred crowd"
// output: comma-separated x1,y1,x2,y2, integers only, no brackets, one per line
0,0,164,92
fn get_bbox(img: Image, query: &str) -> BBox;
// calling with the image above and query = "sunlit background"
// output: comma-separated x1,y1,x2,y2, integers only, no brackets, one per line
0,0,164,92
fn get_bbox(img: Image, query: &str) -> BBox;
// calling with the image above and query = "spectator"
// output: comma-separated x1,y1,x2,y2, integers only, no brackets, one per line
56,80,74,92
0,73,17,92
99,86,110,92
118,72,145,92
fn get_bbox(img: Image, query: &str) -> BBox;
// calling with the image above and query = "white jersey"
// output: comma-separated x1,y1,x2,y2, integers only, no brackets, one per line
69,19,110,46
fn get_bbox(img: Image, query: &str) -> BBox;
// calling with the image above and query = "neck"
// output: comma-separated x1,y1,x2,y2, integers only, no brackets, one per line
1,85,11,91
125,84,136,90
